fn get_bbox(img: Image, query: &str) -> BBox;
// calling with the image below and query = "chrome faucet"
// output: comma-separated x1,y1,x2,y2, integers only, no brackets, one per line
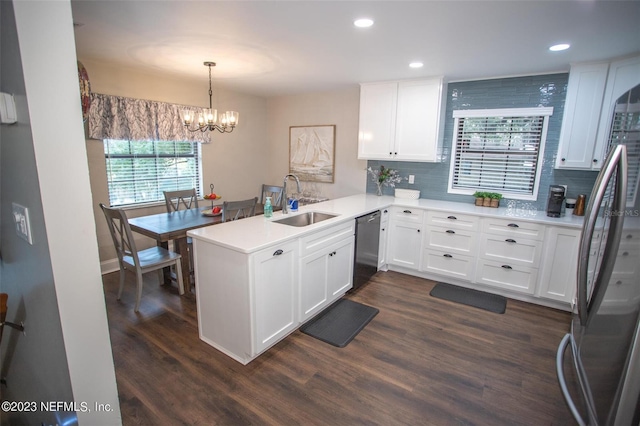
282,174,301,214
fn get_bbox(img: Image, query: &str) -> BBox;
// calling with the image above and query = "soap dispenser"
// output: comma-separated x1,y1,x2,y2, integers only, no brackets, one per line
264,196,273,218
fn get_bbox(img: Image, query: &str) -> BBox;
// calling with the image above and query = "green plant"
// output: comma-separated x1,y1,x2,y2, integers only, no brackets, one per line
488,192,503,200
473,191,487,198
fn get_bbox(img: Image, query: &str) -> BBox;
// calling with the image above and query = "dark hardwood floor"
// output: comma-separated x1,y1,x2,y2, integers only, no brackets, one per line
102,270,575,425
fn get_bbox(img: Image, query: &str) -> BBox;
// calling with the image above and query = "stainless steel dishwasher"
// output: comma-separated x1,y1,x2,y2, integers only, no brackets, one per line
352,210,380,291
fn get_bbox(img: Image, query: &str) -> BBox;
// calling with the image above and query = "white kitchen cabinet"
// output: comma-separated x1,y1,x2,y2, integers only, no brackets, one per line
194,238,298,364
595,55,640,160
556,62,609,170
537,227,581,304
388,221,422,270
300,235,355,322
378,208,390,270
556,55,640,170
476,217,544,296
358,78,445,162
252,240,299,354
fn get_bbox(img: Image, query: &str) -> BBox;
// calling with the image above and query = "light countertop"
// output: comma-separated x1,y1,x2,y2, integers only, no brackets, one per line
188,194,586,254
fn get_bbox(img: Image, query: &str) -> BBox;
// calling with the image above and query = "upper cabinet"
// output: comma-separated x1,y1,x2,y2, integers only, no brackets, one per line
556,55,640,170
358,78,446,162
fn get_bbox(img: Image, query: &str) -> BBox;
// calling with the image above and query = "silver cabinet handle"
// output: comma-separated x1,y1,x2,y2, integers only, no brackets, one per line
403,210,412,214
273,249,284,256
446,230,455,234
505,238,516,243
556,334,587,426
501,265,512,270
443,254,453,258
507,223,519,228
447,215,457,220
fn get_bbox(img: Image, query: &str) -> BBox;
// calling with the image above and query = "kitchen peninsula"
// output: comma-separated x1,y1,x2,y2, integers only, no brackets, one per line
188,194,585,364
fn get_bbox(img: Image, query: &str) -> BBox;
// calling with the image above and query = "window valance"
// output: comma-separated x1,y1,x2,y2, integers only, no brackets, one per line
88,93,210,144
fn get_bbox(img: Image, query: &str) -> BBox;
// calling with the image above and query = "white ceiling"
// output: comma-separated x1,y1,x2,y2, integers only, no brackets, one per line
71,0,640,98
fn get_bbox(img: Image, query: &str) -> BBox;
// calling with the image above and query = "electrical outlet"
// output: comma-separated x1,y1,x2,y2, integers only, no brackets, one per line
408,175,415,184
12,203,33,244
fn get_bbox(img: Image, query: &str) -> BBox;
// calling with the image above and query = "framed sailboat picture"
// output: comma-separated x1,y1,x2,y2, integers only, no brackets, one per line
289,125,336,183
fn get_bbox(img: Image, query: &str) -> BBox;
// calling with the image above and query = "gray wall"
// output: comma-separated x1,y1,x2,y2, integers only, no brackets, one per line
1,1,121,424
0,2,74,424
368,74,599,210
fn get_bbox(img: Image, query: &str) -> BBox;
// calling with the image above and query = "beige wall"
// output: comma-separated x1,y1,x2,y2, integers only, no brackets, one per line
265,87,367,199
82,59,366,268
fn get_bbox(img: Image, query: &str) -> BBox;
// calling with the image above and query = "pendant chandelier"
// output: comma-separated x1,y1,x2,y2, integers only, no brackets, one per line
182,62,239,133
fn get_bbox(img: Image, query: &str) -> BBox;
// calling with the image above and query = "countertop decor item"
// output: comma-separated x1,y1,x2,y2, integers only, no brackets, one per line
368,165,404,196
394,188,420,199
473,191,502,207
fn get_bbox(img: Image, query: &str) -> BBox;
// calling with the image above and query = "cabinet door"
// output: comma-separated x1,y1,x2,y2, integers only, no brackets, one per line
395,78,444,161
537,227,581,303
378,216,389,269
253,241,298,354
594,55,640,168
556,62,609,170
300,249,329,322
327,236,355,297
388,221,422,270
358,82,397,160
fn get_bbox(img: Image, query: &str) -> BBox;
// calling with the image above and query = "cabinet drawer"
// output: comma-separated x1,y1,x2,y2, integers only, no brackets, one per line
300,221,355,257
481,218,545,241
421,250,475,281
475,259,538,295
391,206,424,224
426,211,479,231
479,235,542,267
424,226,477,256
620,230,640,249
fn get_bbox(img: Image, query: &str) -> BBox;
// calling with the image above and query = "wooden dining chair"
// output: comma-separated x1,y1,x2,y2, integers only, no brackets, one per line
100,203,184,312
260,184,284,207
222,197,258,223
164,189,199,212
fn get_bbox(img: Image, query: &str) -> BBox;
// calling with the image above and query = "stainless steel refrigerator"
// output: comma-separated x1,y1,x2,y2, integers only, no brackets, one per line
556,142,640,425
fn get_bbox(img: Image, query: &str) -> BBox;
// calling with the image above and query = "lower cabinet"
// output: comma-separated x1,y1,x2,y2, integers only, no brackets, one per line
537,227,581,304
474,259,538,295
388,221,422,270
300,236,355,322
195,220,355,365
422,249,475,281
253,240,298,354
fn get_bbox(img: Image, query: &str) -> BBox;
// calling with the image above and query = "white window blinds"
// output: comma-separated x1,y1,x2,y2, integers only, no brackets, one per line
104,139,202,207
448,108,553,199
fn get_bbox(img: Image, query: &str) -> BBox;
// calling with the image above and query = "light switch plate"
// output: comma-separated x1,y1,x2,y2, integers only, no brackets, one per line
12,203,33,244
408,175,415,184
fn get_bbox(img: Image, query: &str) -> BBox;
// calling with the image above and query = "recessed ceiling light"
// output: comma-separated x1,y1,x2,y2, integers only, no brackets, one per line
549,43,570,52
409,62,424,69
354,18,374,28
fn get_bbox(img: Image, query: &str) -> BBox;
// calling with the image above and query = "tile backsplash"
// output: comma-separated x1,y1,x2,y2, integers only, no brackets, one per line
367,74,599,211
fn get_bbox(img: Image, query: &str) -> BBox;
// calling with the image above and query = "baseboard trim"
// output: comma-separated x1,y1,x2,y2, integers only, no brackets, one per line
100,258,120,275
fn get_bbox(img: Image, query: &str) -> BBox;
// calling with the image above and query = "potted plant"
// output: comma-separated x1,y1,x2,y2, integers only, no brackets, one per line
488,192,503,208
473,191,486,206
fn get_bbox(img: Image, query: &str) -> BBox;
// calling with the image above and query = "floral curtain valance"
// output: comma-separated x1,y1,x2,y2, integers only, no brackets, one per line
88,93,210,144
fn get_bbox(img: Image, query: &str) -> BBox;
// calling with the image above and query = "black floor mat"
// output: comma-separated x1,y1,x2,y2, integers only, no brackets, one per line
300,299,379,347
430,282,507,314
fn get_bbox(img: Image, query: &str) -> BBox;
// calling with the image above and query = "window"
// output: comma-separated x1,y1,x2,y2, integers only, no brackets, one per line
104,139,202,206
448,107,553,200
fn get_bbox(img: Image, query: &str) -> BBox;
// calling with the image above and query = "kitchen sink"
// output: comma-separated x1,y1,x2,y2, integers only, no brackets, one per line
273,211,337,227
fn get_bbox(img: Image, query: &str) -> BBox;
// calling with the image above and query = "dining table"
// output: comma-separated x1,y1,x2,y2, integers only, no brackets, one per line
128,201,279,290
128,207,222,289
